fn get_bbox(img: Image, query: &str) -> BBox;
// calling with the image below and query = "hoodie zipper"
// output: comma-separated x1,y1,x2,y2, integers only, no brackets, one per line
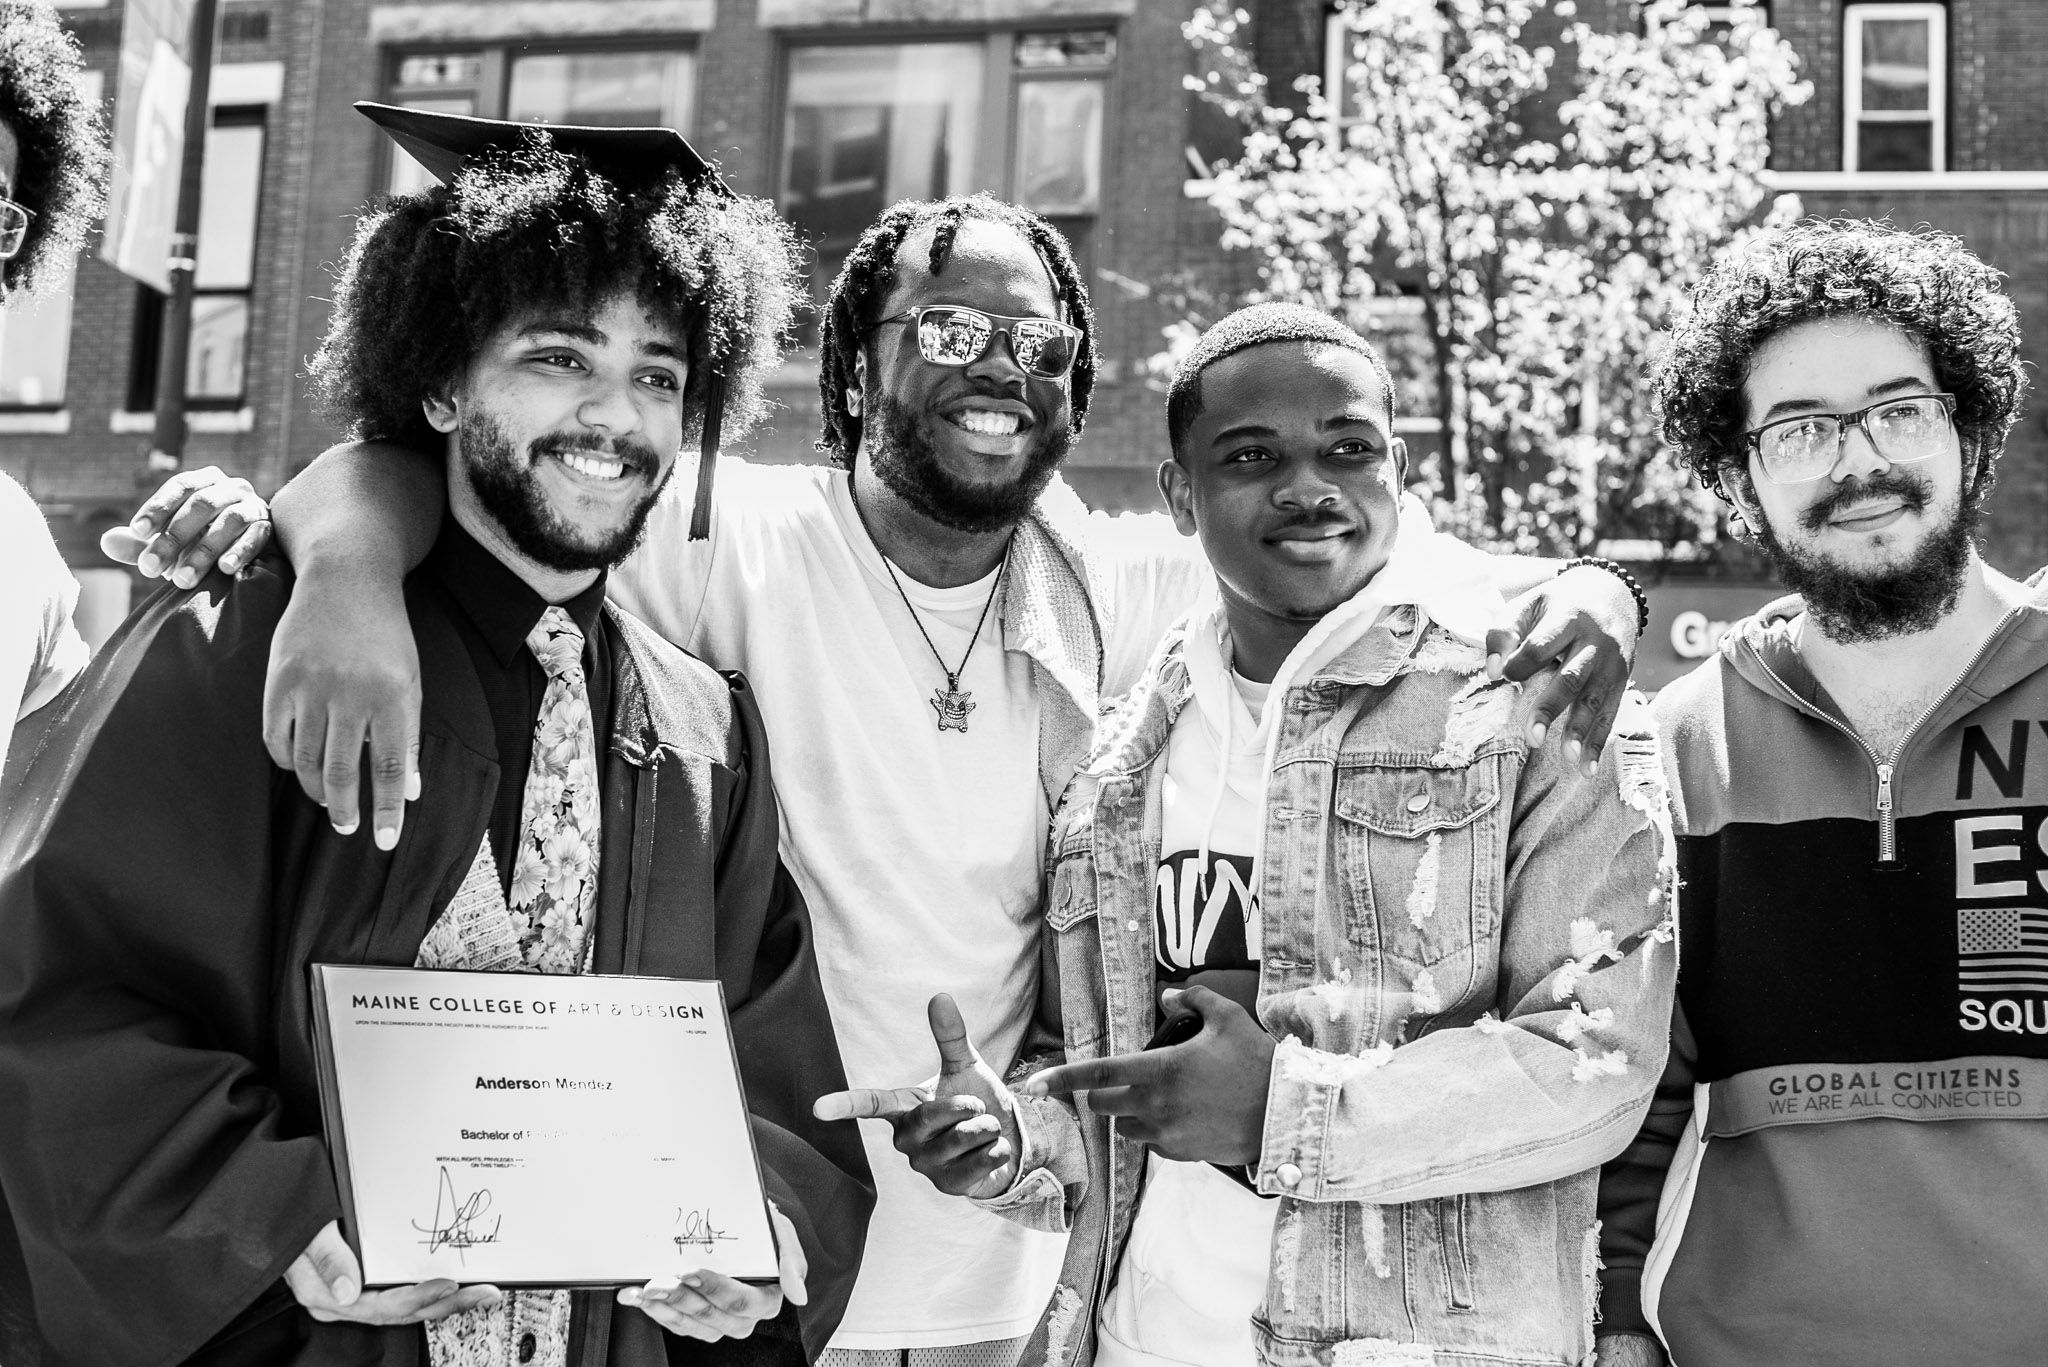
1744,611,2017,866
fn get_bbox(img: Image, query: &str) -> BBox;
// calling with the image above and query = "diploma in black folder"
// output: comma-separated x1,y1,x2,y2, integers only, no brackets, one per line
310,964,778,1287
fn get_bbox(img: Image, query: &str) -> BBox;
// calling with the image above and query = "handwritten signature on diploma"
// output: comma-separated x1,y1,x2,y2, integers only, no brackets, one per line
673,1208,736,1254
412,1166,503,1258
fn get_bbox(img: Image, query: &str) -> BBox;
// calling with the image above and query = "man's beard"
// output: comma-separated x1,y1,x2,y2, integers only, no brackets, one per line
460,408,671,573
862,391,1073,534
1750,467,1979,644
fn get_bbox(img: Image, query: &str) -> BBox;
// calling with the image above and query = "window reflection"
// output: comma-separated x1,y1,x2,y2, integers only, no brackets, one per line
507,50,696,130
0,283,75,407
781,43,984,317
1014,81,1102,216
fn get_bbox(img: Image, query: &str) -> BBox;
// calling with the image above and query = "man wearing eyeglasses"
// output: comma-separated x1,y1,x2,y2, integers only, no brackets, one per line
1595,218,2048,1367
125,192,1652,1367
0,2,105,770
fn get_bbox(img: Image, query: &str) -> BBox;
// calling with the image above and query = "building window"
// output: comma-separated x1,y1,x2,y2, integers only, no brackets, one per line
384,44,699,195
1845,3,1944,173
1323,6,1357,124
0,286,76,408
0,70,98,408
126,105,265,409
778,30,1114,334
780,40,985,312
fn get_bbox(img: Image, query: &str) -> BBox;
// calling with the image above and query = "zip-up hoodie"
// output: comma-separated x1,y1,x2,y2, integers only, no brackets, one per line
1598,568,2048,1367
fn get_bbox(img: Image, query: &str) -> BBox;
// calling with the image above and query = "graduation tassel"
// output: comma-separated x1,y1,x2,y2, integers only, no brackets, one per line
689,370,725,541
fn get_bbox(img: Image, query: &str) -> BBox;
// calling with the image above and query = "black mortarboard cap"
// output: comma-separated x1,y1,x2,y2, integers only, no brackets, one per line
358,101,732,536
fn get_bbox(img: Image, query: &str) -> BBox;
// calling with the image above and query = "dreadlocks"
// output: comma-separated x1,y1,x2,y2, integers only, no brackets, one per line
0,2,107,297
308,135,801,453
816,193,1098,465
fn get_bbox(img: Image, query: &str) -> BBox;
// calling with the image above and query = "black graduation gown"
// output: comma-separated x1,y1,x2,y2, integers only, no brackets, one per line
0,558,872,1367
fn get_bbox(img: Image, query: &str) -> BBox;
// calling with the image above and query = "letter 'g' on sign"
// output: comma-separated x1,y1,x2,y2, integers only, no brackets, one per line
1670,611,1733,661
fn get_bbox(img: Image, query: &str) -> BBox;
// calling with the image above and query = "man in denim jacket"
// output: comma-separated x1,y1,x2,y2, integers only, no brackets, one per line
839,306,1677,1367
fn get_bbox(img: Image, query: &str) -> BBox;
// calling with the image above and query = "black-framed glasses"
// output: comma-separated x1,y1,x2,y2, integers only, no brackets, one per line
0,198,32,262
1743,392,1957,485
865,306,1082,380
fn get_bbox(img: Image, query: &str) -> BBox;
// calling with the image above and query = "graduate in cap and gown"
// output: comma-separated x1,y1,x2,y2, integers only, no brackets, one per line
0,104,872,1367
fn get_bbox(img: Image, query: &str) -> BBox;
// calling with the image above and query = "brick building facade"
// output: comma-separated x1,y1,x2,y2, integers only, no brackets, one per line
5,0,2044,610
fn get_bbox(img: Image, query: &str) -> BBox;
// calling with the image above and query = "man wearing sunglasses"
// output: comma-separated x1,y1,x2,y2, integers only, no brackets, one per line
0,2,104,771
123,193,1650,1367
1596,219,2048,1367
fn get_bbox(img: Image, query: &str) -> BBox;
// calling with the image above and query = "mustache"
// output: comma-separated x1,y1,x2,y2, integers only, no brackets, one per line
1269,509,1354,534
529,430,662,471
1798,469,1932,533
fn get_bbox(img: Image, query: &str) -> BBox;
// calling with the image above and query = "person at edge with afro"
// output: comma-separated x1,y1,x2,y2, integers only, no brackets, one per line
1596,221,2046,1367
830,303,1678,1367
0,104,872,1367
124,192,1654,1367
0,2,106,770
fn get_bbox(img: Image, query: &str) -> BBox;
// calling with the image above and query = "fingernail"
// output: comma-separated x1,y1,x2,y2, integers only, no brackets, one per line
1583,758,1599,778
375,825,399,851
130,515,153,535
1485,653,1502,678
1529,721,1547,745
332,816,359,836
406,771,422,802
333,1276,359,1304
219,554,239,574
172,567,197,590
137,551,161,577
618,1288,643,1307
1566,738,1582,763
1020,1079,1046,1097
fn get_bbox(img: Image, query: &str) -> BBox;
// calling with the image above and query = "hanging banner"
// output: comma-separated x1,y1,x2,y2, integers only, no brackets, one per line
101,0,196,292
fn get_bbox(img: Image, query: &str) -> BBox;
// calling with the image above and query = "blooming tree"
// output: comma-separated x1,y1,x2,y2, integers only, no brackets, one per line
1184,0,1809,553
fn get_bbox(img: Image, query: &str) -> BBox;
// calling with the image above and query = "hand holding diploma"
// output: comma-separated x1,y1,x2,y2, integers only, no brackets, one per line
812,994,1020,1199
285,1220,502,1325
618,1203,807,1341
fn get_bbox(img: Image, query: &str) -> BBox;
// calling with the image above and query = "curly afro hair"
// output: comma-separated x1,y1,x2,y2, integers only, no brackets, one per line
816,193,1096,465
1165,302,1394,461
1653,218,2027,502
308,135,803,452
0,2,108,297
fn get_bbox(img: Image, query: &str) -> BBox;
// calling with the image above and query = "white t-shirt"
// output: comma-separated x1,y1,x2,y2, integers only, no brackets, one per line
609,458,1207,1347
1097,669,1279,1367
2,472,87,765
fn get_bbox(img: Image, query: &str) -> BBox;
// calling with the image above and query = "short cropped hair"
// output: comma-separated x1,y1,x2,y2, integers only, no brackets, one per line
1653,218,2027,501
1166,302,1395,459
817,193,1097,464
307,136,803,452
0,3,108,296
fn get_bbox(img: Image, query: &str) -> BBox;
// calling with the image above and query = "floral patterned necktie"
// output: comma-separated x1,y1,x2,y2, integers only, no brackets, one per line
421,606,600,1367
510,606,601,974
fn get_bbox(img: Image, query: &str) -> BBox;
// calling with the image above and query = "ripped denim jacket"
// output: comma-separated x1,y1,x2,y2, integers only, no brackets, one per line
984,607,1676,1367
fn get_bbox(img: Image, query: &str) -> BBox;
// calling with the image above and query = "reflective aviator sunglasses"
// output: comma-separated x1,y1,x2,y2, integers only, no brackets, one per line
866,305,1083,380
1743,393,1957,485
0,198,31,262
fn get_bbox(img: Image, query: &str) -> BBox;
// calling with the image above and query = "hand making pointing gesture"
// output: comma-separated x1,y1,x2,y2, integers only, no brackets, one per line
1020,985,1277,1167
813,994,1021,1199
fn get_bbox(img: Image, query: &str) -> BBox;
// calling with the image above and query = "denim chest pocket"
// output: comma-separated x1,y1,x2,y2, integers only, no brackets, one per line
1046,806,1099,935
1332,757,1505,983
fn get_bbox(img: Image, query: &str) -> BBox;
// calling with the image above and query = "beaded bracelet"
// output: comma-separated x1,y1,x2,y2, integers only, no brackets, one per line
1561,555,1650,639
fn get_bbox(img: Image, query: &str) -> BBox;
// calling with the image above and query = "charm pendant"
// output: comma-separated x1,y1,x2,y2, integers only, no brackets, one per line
930,681,976,733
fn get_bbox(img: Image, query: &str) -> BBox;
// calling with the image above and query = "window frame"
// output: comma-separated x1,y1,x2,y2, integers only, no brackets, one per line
0,68,101,411
1843,2,1946,174
767,25,1118,349
123,100,268,412
378,36,704,194
1323,6,1357,127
